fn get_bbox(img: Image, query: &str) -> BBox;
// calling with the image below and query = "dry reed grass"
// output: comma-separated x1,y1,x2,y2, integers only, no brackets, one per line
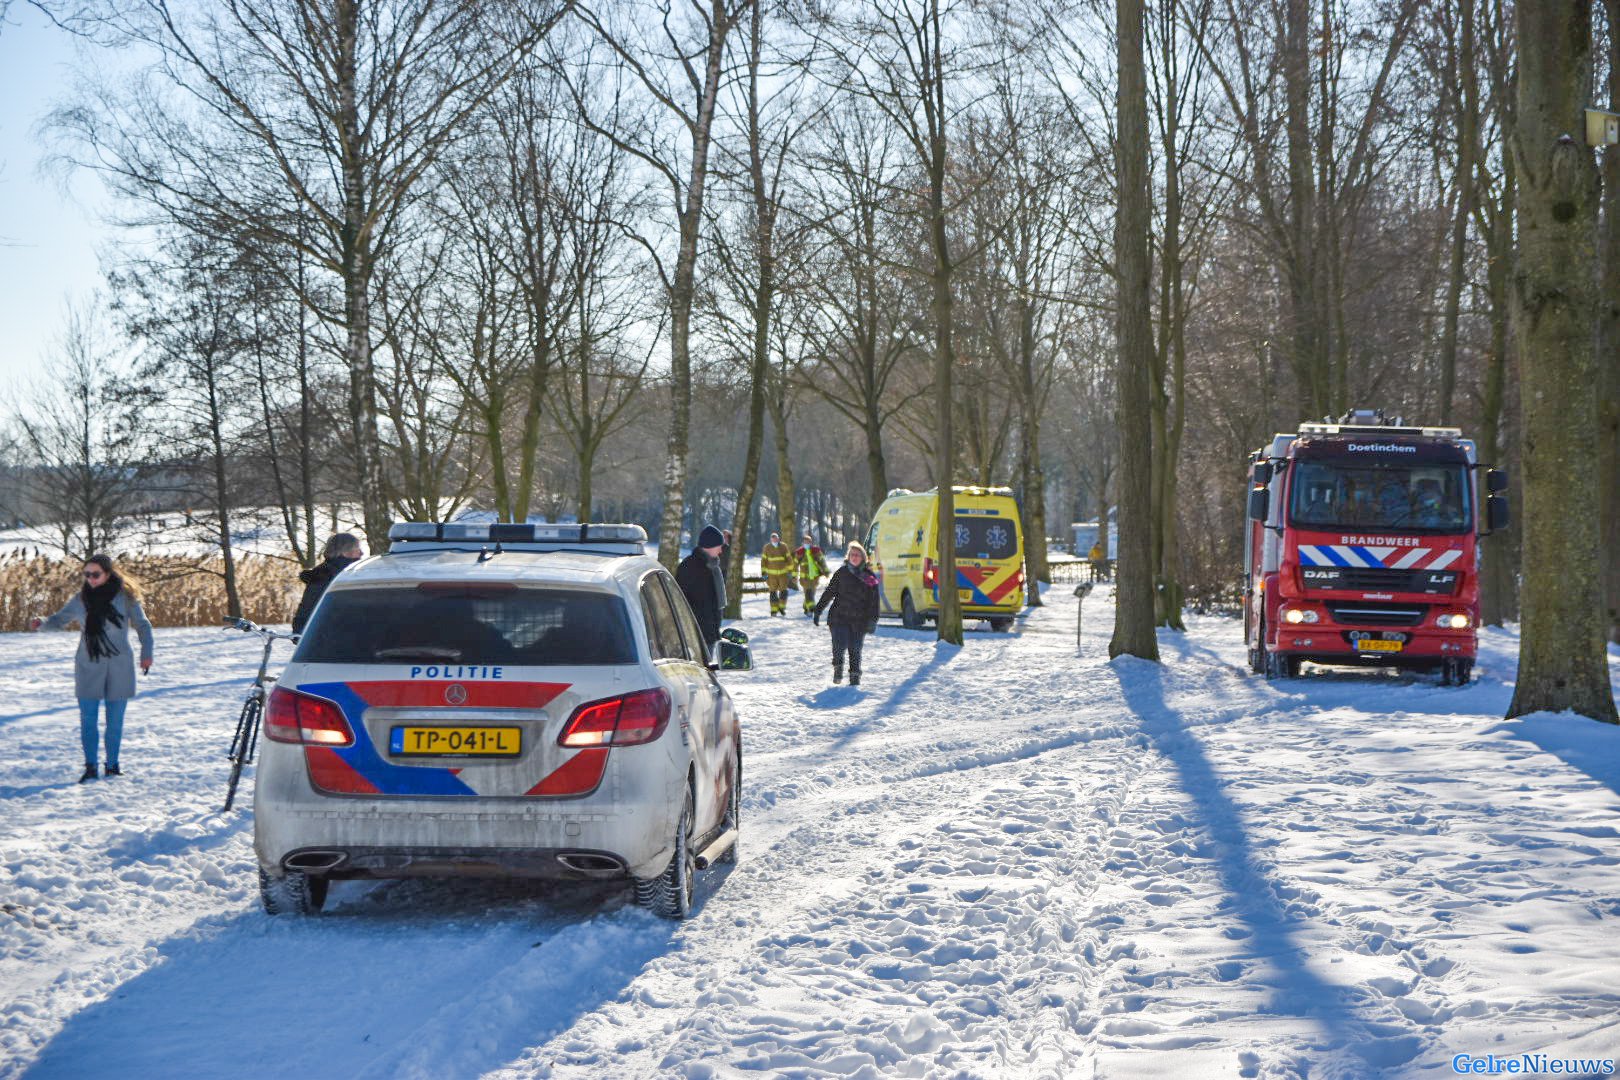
0,551,305,631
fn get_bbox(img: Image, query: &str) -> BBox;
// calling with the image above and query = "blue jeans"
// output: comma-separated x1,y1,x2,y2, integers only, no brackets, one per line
78,698,127,767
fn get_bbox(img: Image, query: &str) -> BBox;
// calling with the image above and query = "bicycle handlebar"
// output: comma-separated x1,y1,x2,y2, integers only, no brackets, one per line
222,617,298,643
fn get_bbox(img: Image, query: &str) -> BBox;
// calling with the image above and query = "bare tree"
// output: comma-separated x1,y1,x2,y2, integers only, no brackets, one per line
1110,0,1159,661
16,301,139,559
572,0,754,569
53,0,571,549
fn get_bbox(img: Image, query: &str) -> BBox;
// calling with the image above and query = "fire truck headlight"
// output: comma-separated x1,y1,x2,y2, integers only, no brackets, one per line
1437,612,1472,630
1284,608,1319,625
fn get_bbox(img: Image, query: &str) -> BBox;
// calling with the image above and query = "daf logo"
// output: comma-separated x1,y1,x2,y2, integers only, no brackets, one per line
1302,569,1337,579
444,683,468,706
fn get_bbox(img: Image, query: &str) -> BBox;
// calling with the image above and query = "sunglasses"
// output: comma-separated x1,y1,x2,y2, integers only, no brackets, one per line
83,570,106,580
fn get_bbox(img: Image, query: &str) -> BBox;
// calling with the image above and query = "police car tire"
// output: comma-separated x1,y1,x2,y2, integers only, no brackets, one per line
259,867,327,916
637,792,696,920
716,755,740,866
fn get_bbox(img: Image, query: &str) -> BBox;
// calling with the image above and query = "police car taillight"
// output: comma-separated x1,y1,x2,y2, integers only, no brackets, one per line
558,688,672,748
265,686,355,747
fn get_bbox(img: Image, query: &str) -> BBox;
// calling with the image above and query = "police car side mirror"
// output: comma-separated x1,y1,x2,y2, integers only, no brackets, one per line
708,639,753,673
1247,488,1270,522
1486,495,1509,532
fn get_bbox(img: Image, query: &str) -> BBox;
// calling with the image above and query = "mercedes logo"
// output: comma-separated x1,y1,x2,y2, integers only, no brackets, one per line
444,683,468,706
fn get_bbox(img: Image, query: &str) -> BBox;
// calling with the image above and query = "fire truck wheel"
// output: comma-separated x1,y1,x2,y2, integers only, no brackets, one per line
1440,659,1473,686
1265,650,1298,680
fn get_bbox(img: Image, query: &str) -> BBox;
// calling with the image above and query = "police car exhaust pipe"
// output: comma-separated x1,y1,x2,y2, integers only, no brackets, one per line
284,850,347,872
556,852,625,878
693,828,737,870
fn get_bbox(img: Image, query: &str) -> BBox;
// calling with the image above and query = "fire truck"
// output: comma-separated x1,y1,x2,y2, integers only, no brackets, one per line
1244,410,1509,684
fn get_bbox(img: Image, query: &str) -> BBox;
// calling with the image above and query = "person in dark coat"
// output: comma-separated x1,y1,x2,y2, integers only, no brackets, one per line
291,533,364,634
675,524,727,651
28,554,155,782
813,541,880,686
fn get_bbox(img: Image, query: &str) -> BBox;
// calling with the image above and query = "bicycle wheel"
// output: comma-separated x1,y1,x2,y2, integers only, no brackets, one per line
224,698,262,813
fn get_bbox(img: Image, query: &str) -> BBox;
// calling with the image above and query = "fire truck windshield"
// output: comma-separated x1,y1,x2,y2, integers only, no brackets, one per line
1288,461,1472,533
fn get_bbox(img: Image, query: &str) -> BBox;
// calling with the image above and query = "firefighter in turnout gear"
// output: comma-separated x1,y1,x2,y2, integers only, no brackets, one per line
793,533,831,616
760,532,793,617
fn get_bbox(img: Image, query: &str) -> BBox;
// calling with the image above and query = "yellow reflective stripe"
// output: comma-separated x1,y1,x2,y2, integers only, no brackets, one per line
976,561,1021,603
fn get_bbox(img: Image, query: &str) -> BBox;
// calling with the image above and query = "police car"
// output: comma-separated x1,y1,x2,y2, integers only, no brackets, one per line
254,522,745,919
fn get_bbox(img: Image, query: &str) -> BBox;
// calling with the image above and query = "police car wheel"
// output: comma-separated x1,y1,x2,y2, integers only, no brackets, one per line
259,867,327,916
716,754,740,865
637,790,696,920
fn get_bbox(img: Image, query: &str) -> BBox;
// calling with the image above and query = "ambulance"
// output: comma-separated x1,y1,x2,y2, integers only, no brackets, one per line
866,486,1025,631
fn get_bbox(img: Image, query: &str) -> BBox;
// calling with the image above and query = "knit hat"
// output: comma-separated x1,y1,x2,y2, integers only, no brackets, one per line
697,525,725,550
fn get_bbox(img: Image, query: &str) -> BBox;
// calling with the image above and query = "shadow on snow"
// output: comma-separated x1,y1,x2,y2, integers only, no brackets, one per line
20,870,706,1080
1112,657,1424,1072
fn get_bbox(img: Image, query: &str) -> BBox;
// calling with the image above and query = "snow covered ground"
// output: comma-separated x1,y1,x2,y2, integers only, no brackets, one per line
2,585,1618,1079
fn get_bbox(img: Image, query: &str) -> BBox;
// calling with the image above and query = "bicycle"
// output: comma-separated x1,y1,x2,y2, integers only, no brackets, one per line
222,617,298,813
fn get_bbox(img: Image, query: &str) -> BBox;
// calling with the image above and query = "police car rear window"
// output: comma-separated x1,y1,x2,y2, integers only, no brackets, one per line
295,585,637,665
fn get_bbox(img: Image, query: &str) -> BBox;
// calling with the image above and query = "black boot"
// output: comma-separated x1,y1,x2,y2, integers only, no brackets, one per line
849,671,861,687
832,665,843,684
79,763,98,783
104,764,122,778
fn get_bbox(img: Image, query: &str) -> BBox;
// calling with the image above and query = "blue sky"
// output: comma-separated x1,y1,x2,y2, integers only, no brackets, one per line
0,5,110,388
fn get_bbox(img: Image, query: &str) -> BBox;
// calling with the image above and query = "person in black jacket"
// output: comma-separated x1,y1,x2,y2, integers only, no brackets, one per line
675,524,727,651
291,533,364,634
813,541,880,686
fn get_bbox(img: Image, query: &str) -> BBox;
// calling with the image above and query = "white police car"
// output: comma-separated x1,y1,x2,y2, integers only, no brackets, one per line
254,522,745,919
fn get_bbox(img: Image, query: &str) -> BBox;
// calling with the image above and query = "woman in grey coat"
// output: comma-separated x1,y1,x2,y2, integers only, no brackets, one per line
29,554,155,782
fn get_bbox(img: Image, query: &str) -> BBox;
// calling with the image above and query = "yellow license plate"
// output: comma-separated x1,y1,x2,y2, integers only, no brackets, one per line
1354,639,1403,653
390,726,521,757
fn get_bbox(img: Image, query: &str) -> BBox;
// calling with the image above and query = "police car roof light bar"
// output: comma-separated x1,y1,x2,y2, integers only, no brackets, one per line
386,521,648,554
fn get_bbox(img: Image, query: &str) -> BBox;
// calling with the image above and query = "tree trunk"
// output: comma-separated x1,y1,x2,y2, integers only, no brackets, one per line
727,3,774,619
865,399,888,517
1506,0,1616,722
206,361,242,619
1283,0,1325,419
1478,191,1516,626
1437,0,1478,425
336,0,388,552
657,2,732,572
768,388,797,547
1110,0,1160,661
1602,0,1620,643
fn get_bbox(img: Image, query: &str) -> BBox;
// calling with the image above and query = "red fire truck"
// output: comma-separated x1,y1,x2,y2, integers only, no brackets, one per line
1244,410,1509,684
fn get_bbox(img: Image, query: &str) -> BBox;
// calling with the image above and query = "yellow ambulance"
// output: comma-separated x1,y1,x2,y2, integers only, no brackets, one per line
865,485,1025,631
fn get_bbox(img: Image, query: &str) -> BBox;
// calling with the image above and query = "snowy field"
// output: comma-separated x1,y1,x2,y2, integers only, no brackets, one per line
2,585,1619,1079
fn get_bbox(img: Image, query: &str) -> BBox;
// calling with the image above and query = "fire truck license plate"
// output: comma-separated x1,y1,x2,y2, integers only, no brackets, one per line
1354,639,1403,653
390,726,521,757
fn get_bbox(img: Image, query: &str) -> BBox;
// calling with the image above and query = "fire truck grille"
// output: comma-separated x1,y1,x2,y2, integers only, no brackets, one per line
1325,603,1427,627
1334,567,1419,590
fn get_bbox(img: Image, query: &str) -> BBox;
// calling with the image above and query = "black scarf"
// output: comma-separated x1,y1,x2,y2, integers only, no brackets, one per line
82,574,126,660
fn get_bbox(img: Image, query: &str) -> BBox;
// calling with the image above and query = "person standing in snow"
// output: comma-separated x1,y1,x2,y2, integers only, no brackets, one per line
291,533,364,634
676,524,727,650
760,531,793,617
813,541,880,686
27,554,155,782
793,532,830,617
